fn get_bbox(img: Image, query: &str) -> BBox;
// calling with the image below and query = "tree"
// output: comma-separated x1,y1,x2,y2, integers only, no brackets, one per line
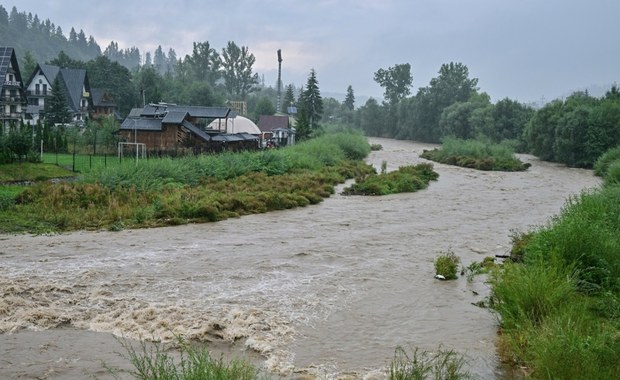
300,69,323,133
86,55,138,116
153,45,166,74
282,84,296,114
413,62,479,142
252,97,276,121
166,48,177,74
48,50,85,69
134,65,162,105
144,52,152,67
344,85,355,111
358,98,385,136
45,76,72,125
21,51,37,78
438,93,489,140
188,41,220,85
0,5,9,26
220,41,260,99
373,63,412,105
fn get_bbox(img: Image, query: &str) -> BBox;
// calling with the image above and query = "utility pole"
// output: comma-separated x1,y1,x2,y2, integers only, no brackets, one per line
276,49,282,113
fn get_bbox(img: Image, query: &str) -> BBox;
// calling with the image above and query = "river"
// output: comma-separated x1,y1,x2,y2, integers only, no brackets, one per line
0,137,601,379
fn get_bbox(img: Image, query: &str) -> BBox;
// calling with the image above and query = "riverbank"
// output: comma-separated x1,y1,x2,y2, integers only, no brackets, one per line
0,138,601,379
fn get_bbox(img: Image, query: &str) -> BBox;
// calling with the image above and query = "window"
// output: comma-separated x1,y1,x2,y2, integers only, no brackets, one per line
35,84,40,95
43,84,47,95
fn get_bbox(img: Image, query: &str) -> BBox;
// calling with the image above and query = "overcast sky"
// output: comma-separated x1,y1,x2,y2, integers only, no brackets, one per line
6,0,620,104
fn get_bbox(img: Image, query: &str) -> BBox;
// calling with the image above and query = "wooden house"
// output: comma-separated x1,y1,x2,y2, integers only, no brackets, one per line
119,103,259,155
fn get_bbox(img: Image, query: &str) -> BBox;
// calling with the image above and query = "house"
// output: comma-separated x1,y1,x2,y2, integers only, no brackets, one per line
119,103,259,155
0,47,27,129
90,88,121,121
24,63,91,126
257,114,296,147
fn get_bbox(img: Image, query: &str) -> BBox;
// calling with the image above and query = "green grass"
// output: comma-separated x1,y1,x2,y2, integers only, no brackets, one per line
342,163,439,196
112,336,260,380
0,132,376,234
0,162,75,182
420,136,530,171
388,346,475,380
490,184,620,378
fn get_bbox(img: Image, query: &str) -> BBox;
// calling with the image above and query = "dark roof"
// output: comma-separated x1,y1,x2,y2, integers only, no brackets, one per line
211,134,245,142
120,118,162,131
127,108,143,118
258,115,289,131
177,106,231,118
181,120,211,142
0,47,24,91
91,88,116,107
59,68,89,112
139,104,231,119
162,111,188,124
39,64,60,84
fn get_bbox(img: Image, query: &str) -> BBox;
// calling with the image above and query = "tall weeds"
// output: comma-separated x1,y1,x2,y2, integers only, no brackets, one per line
420,136,528,171
2,132,374,233
491,183,620,378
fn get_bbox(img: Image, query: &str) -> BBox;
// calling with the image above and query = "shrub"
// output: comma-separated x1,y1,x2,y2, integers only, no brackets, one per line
593,144,620,177
434,250,461,280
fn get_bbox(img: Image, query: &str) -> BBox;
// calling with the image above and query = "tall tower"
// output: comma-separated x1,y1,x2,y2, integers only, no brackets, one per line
276,49,282,114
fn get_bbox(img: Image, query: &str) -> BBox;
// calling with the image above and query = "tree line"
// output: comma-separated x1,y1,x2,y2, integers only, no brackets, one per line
335,62,619,169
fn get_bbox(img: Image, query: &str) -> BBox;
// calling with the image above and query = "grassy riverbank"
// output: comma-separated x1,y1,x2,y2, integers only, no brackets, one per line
0,132,379,234
491,182,620,378
420,136,530,171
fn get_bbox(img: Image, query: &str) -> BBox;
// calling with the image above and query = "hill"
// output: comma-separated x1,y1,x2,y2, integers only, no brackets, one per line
0,4,101,72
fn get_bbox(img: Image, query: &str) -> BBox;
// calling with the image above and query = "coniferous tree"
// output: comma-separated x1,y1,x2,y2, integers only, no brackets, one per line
44,76,72,126
344,85,355,111
282,84,296,114
300,69,323,133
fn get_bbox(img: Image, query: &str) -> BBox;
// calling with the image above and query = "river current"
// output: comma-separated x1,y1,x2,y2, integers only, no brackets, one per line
0,138,601,379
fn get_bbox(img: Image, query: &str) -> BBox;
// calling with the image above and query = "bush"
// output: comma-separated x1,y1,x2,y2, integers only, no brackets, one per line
434,250,461,280
593,144,620,177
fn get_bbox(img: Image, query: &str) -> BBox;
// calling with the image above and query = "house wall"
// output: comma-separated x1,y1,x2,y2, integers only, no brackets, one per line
1,65,25,124
118,124,180,150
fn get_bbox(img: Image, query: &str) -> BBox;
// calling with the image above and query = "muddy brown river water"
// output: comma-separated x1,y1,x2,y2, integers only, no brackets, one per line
0,138,601,379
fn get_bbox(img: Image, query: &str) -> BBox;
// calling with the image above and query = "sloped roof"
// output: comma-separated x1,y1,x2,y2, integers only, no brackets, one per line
91,88,116,107
38,64,60,84
181,120,211,142
139,104,231,119
120,118,162,131
0,47,24,92
258,115,289,132
162,110,188,124
59,68,89,112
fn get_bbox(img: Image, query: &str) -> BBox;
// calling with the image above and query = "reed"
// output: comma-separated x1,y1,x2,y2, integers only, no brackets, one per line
113,336,259,380
420,136,529,171
388,346,474,380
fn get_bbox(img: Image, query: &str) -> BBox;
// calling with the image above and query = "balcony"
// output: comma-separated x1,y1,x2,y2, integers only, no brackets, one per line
3,80,21,87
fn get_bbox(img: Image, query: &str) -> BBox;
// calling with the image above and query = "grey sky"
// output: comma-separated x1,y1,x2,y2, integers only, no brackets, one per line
6,0,620,103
